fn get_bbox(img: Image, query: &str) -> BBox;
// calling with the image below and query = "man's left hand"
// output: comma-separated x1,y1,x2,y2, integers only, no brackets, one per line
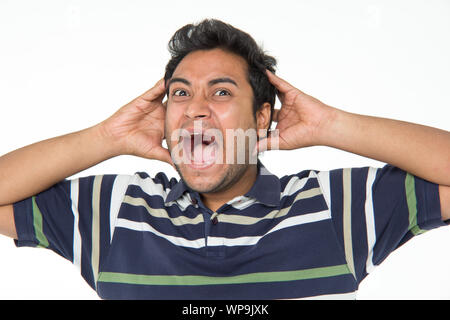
256,70,336,153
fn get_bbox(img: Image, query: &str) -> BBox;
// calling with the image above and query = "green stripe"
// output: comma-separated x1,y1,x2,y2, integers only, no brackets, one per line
405,173,426,236
32,196,49,248
98,264,350,286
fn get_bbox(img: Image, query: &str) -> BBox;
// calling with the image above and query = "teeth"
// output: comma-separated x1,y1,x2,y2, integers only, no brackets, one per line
190,132,214,145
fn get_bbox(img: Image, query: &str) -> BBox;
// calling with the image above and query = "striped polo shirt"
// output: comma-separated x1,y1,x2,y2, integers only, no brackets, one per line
13,162,445,299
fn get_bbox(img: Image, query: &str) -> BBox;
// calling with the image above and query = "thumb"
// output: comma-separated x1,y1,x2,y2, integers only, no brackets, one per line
253,133,281,156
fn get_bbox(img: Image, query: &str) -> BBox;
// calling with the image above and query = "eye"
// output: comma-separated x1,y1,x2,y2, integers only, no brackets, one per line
214,89,231,96
173,89,189,97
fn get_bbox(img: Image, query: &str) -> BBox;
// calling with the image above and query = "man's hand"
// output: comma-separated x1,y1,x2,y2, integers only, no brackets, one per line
256,70,450,190
99,79,173,166
256,70,335,153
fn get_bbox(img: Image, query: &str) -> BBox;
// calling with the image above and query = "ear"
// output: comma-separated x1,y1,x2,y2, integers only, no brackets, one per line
256,102,272,136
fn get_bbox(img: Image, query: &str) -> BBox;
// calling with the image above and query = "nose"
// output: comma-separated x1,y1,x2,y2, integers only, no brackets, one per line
184,95,211,120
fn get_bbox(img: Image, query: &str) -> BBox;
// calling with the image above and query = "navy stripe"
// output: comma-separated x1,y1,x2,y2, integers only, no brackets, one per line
414,175,445,230
329,168,345,257
78,176,95,290
35,181,74,260
98,175,115,272
349,167,369,283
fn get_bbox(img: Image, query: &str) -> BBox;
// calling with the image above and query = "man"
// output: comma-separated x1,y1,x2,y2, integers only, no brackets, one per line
0,19,449,299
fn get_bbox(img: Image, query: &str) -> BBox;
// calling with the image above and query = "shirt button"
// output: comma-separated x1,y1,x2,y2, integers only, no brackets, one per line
192,198,198,205
212,217,218,225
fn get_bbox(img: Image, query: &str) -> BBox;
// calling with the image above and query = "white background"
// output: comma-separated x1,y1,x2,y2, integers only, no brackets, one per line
0,0,449,299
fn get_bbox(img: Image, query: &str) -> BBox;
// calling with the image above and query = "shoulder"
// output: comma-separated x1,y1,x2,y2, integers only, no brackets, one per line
133,171,180,189
106,171,180,204
278,166,385,208
279,169,324,201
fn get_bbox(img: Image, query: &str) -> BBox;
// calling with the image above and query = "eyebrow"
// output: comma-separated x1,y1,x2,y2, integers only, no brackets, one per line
167,77,191,88
167,77,239,90
208,77,238,87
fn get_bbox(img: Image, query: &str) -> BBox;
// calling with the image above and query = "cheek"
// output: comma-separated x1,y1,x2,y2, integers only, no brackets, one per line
213,99,255,130
165,105,183,145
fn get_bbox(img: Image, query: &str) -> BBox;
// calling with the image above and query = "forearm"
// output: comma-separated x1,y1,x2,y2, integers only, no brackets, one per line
318,108,450,186
0,124,118,206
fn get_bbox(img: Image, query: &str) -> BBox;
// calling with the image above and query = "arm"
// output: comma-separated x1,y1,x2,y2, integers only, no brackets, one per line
322,108,450,221
0,126,112,240
0,79,172,238
318,108,450,187
0,125,116,207
321,108,450,221
440,185,450,221
259,70,450,219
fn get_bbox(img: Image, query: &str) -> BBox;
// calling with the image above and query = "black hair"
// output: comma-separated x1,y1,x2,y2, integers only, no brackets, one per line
164,19,277,130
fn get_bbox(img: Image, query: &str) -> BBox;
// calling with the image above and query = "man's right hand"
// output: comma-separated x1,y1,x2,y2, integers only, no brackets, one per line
99,78,173,166
0,78,175,238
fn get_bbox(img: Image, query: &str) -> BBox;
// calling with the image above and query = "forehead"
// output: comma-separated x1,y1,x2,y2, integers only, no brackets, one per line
172,48,249,82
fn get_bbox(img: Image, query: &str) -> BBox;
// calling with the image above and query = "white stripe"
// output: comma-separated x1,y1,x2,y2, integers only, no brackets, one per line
115,208,331,249
129,174,170,200
364,167,378,273
115,218,206,249
227,196,257,210
281,171,317,198
110,175,133,242
70,179,82,270
227,172,320,211
284,291,357,300
208,209,330,247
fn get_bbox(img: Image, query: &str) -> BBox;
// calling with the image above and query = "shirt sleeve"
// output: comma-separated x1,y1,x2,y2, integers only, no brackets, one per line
316,164,446,285
13,174,132,291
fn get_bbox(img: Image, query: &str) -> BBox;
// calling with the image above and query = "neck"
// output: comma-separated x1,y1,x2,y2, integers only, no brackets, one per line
200,164,258,212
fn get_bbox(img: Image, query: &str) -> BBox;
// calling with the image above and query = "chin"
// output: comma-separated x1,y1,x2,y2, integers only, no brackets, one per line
176,162,228,193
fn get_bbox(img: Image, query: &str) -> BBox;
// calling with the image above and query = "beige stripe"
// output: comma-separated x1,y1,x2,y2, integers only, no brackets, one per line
219,187,323,225
210,212,219,220
123,195,204,225
123,187,322,227
91,175,103,287
342,168,355,279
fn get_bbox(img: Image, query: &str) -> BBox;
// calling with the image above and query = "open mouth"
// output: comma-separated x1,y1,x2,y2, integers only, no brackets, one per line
182,131,219,169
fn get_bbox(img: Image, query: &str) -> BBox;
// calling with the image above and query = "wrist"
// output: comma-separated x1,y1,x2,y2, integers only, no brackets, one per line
313,105,344,147
89,122,124,158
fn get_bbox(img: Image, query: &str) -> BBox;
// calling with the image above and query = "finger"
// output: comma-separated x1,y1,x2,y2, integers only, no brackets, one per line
271,109,280,122
253,137,271,155
266,70,296,93
140,78,166,102
253,135,282,156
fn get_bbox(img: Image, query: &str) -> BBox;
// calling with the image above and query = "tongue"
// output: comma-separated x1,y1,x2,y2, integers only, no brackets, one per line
192,142,216,164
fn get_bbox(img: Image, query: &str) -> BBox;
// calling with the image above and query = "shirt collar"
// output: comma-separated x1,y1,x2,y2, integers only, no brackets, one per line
165,161,281,207
244,161,281,207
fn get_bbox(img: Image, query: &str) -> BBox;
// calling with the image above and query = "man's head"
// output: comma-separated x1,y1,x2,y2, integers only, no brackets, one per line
164,19,277,195
164,19,277,124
